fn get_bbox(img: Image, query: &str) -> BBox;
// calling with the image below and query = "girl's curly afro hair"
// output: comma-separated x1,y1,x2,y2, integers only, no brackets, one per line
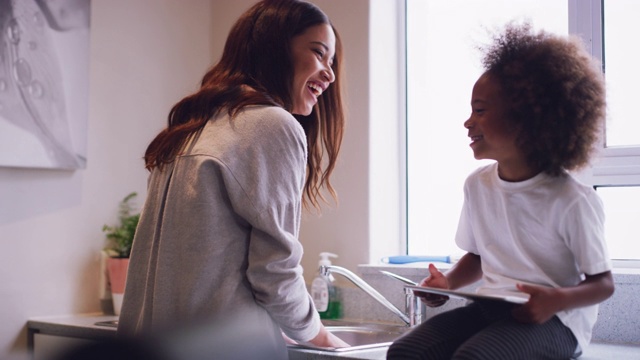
480,22,606,176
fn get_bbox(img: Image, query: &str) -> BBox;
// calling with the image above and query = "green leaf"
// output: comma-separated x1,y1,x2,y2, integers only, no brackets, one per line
102,192,140,258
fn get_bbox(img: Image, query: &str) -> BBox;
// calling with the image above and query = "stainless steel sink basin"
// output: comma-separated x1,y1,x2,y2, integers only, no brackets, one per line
288,320,409,352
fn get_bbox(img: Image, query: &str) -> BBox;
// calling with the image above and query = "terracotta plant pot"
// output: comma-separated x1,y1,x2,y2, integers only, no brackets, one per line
106,257,129,315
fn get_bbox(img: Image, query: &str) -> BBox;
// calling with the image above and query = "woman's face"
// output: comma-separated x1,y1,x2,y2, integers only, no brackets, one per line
290,23,336,116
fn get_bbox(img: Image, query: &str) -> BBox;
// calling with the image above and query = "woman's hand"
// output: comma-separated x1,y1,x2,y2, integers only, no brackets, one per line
416,263,450,307
308,326,350,348
281,332,298,345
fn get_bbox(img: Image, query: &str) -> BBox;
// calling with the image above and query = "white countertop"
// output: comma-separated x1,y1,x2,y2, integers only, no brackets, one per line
27,313,390,360
28,313,118,340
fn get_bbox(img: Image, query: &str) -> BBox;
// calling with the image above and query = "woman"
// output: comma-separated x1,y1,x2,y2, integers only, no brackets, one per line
118,0,349,352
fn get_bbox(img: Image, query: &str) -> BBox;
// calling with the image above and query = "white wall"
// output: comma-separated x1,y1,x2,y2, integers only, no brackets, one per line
0,1,214,358
297,0,374,283
0,0,402,357
298,0,404,283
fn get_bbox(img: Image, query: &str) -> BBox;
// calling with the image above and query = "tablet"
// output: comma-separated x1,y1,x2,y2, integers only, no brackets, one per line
406,285,529,304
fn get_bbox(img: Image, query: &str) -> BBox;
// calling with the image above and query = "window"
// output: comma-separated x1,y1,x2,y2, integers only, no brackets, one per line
576,0,640,263
602,0,640,148
406,0,640,263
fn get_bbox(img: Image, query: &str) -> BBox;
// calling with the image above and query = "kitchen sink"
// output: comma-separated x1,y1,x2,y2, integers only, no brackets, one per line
288,319,409,352
97,318,410,353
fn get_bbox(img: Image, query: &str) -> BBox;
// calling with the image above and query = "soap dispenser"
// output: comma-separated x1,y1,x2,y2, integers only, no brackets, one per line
311,252,342,319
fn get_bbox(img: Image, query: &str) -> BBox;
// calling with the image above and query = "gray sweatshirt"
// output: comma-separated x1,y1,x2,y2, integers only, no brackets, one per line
118,106,321,344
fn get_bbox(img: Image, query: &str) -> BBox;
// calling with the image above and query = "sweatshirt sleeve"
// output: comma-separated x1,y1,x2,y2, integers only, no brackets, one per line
220,107,321,342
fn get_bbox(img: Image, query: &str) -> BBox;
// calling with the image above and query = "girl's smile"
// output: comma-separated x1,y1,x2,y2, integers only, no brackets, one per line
464,72,536,181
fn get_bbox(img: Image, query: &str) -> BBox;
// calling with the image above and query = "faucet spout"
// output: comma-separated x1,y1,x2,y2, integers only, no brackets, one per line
320,265,411,325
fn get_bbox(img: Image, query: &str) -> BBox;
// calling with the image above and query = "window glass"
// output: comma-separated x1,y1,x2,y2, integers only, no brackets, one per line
596,186,640,260
406,0,567,257
603,0,640,147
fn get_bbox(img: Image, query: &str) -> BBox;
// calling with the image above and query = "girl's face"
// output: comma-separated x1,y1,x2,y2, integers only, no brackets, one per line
464,73,526,177
290,23,336,116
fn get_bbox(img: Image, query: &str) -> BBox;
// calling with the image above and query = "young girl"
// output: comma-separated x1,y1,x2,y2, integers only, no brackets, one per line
387,23,614,360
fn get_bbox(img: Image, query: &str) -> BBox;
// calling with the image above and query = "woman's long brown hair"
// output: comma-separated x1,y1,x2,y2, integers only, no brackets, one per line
144,0,345,210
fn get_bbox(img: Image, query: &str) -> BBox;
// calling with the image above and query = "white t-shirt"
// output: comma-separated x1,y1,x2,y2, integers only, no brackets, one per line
456,163,612,350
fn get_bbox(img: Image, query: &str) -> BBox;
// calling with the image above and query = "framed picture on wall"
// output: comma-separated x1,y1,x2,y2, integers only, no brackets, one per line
0,0,90,169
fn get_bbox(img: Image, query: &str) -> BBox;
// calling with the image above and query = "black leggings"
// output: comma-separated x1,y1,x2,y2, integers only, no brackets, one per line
386,301,578,360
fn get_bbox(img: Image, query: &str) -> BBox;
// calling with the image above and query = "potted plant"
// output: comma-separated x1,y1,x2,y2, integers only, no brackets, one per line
102,192,140,315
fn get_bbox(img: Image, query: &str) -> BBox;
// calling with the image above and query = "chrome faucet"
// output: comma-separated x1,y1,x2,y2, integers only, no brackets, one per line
320,265,423,326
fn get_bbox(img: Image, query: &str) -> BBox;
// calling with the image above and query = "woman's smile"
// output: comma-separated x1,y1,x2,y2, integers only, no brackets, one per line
290,23,336,115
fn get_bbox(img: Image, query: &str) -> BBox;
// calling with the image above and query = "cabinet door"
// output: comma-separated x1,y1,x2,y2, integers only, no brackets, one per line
33,334,97,360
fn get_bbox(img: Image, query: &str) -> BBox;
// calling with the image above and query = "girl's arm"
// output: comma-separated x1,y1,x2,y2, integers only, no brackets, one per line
512,271,614,324
445,252,483,289
417,252,483,307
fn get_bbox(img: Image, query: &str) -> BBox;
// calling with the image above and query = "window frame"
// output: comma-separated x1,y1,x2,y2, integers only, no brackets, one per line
401,0,640,266
571,0,640,267
570,0,640,187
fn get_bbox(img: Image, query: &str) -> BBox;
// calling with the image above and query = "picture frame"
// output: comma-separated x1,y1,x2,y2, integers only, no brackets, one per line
0,0,90,169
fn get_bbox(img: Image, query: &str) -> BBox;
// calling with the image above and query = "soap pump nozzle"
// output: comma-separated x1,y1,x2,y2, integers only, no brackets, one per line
318,252,338,267
318,252,338,281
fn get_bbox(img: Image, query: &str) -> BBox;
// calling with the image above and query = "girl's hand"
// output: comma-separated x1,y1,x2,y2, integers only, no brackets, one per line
512,271,614,324
511,283,562,324
416,263,450,307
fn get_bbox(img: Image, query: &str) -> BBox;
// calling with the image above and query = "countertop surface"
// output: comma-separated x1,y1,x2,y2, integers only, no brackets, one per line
28,313,117,340
27,313,391,360
27,313,639,359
